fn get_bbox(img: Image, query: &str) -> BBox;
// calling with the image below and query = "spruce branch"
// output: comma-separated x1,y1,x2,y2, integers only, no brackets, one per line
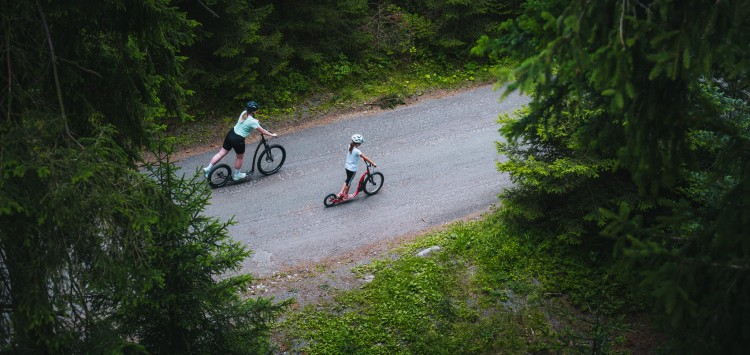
195,0,219,18
36,0,82,148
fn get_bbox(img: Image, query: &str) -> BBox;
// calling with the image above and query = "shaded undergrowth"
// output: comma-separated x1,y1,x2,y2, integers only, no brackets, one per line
167,61,500,151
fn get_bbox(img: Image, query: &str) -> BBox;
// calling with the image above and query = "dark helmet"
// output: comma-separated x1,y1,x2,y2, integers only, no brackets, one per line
245,101,260,112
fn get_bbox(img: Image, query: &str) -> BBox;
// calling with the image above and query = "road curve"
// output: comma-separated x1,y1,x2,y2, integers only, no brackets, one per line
176,85,528,277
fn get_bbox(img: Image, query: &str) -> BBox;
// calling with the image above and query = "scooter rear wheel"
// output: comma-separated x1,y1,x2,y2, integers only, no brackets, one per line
207,164,232,188
323,193,338,207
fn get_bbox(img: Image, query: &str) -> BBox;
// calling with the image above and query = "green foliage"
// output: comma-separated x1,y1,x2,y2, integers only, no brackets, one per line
0,0,194,153
394,0,523,60
115,139,289,354
475,0,750,351
0,123,160,352
0,125,287,354
1,0,193,351
601,83,750,353
257,60,498,120
177,0,279,109
313,54,361,89
478,0,750,193
280,216,638,354
495,99,644,245
0,1,285,352
175,0,522,117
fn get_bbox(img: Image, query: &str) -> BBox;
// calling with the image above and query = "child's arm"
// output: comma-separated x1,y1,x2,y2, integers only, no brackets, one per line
360,153,377,167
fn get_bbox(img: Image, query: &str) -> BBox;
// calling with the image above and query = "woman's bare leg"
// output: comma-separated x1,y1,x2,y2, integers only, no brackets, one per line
210,148,230,165
234,153,244,170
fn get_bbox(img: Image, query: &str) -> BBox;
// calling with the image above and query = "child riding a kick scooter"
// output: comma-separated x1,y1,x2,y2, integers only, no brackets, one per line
338,134,377,200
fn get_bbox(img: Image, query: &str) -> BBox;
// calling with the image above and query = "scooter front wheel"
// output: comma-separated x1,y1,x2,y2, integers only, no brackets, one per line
258,144,286,175
363,172,384,195
323,193,338,207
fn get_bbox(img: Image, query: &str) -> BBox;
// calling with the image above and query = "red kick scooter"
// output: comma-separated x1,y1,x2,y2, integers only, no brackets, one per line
323,162,384,206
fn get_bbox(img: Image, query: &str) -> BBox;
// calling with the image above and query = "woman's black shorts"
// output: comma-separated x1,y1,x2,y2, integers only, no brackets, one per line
222,129,246,154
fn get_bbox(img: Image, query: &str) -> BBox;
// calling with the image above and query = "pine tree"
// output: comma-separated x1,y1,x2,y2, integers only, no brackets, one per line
1,0,192,350
474,0,750,351
116,139,288,354
0,1,284,352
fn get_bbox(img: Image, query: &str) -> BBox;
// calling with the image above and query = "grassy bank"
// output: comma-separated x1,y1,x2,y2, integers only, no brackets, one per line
166,61,500,153
273,210,663,353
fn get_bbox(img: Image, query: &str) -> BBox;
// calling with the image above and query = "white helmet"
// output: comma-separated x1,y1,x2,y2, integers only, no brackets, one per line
351,134,364,144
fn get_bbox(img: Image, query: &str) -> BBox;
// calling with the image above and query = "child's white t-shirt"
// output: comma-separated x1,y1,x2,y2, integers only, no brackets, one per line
345,147,362,172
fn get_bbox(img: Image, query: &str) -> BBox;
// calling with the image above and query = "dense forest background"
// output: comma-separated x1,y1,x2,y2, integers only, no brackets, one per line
177,0,519,112
1,0,748,353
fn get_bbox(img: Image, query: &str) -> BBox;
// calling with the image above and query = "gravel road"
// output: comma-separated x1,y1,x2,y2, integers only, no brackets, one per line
176,85,528,277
